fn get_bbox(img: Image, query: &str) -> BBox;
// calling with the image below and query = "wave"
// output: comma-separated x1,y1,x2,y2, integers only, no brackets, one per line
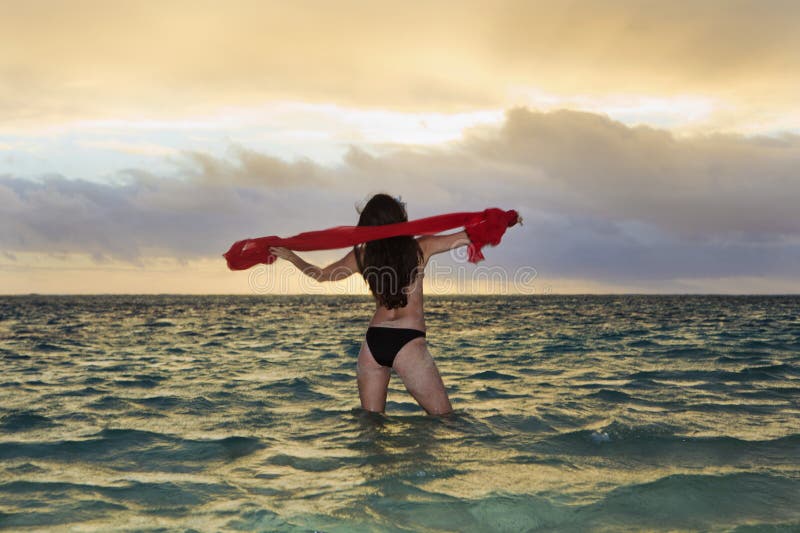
628,363,800,383
86,395,131,410
0,478,239,520
112,376,163,388
576,472,800,530
256,377,332,402
54,386,107,397
0,411,56,432
484,414,555,434
0,428,265,471
586,389,633,402
340,472,800,532
268,453,347,473
0,353,30,360
142,320,175,328
325,486,570,532
128,395,216,412
529,421,800,468
466,370,519,381
32,342,67,353
474,386,528,399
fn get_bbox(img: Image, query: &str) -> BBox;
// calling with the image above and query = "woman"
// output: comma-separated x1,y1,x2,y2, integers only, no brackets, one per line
269,193,468,416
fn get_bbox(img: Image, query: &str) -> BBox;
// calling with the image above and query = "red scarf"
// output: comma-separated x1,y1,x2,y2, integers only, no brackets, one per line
223,207,520,270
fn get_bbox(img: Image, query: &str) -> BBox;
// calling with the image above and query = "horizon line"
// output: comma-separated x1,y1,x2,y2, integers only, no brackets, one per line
2,292,799,297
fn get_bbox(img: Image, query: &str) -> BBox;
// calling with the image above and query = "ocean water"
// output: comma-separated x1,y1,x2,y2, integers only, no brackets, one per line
0,294,798,532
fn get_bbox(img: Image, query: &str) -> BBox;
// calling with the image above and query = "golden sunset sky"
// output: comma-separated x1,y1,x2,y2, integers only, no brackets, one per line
2,0,799,294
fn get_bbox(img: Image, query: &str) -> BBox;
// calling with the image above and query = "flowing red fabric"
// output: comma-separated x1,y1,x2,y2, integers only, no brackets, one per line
223,208,520,271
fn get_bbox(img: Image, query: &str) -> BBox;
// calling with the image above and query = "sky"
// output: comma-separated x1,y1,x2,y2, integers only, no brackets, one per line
2,0,799,294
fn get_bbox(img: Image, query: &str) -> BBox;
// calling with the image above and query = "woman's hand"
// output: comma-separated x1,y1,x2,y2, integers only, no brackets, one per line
269,246,296,261
270,246,326,281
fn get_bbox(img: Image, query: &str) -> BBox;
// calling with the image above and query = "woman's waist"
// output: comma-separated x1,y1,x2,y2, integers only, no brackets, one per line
368,315,426,331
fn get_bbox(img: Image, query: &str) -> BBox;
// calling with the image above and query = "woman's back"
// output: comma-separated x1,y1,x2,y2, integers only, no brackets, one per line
366,245,426,330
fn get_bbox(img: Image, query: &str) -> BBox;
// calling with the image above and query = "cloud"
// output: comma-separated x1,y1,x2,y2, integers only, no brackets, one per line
461,108,800,237
3,107,800,286
179,145,327,188
1,1,799,131
75,140,178,157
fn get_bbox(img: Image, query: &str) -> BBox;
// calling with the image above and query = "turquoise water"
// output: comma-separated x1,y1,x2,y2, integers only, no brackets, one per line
0,295,798,532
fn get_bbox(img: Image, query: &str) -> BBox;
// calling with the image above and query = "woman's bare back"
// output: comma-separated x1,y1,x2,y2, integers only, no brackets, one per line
367,257,426,329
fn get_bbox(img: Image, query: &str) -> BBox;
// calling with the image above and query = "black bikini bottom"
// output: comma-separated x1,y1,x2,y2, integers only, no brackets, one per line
365,326,426,368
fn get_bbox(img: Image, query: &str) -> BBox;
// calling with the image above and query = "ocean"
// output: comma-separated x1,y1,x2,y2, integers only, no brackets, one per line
0,295,798,532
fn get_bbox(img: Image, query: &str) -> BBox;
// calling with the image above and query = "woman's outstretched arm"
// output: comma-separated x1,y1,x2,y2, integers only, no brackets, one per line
417,230,470,262
269,247,358,282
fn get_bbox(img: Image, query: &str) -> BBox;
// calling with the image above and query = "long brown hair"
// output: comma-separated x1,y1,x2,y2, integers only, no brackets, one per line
354,193,424,309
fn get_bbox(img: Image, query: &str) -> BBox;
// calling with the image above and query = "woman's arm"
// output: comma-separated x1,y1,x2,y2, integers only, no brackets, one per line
417,230,470,261
269,247,358,282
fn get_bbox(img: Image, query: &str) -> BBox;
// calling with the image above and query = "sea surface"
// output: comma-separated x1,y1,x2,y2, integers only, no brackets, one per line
0,295,798,532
